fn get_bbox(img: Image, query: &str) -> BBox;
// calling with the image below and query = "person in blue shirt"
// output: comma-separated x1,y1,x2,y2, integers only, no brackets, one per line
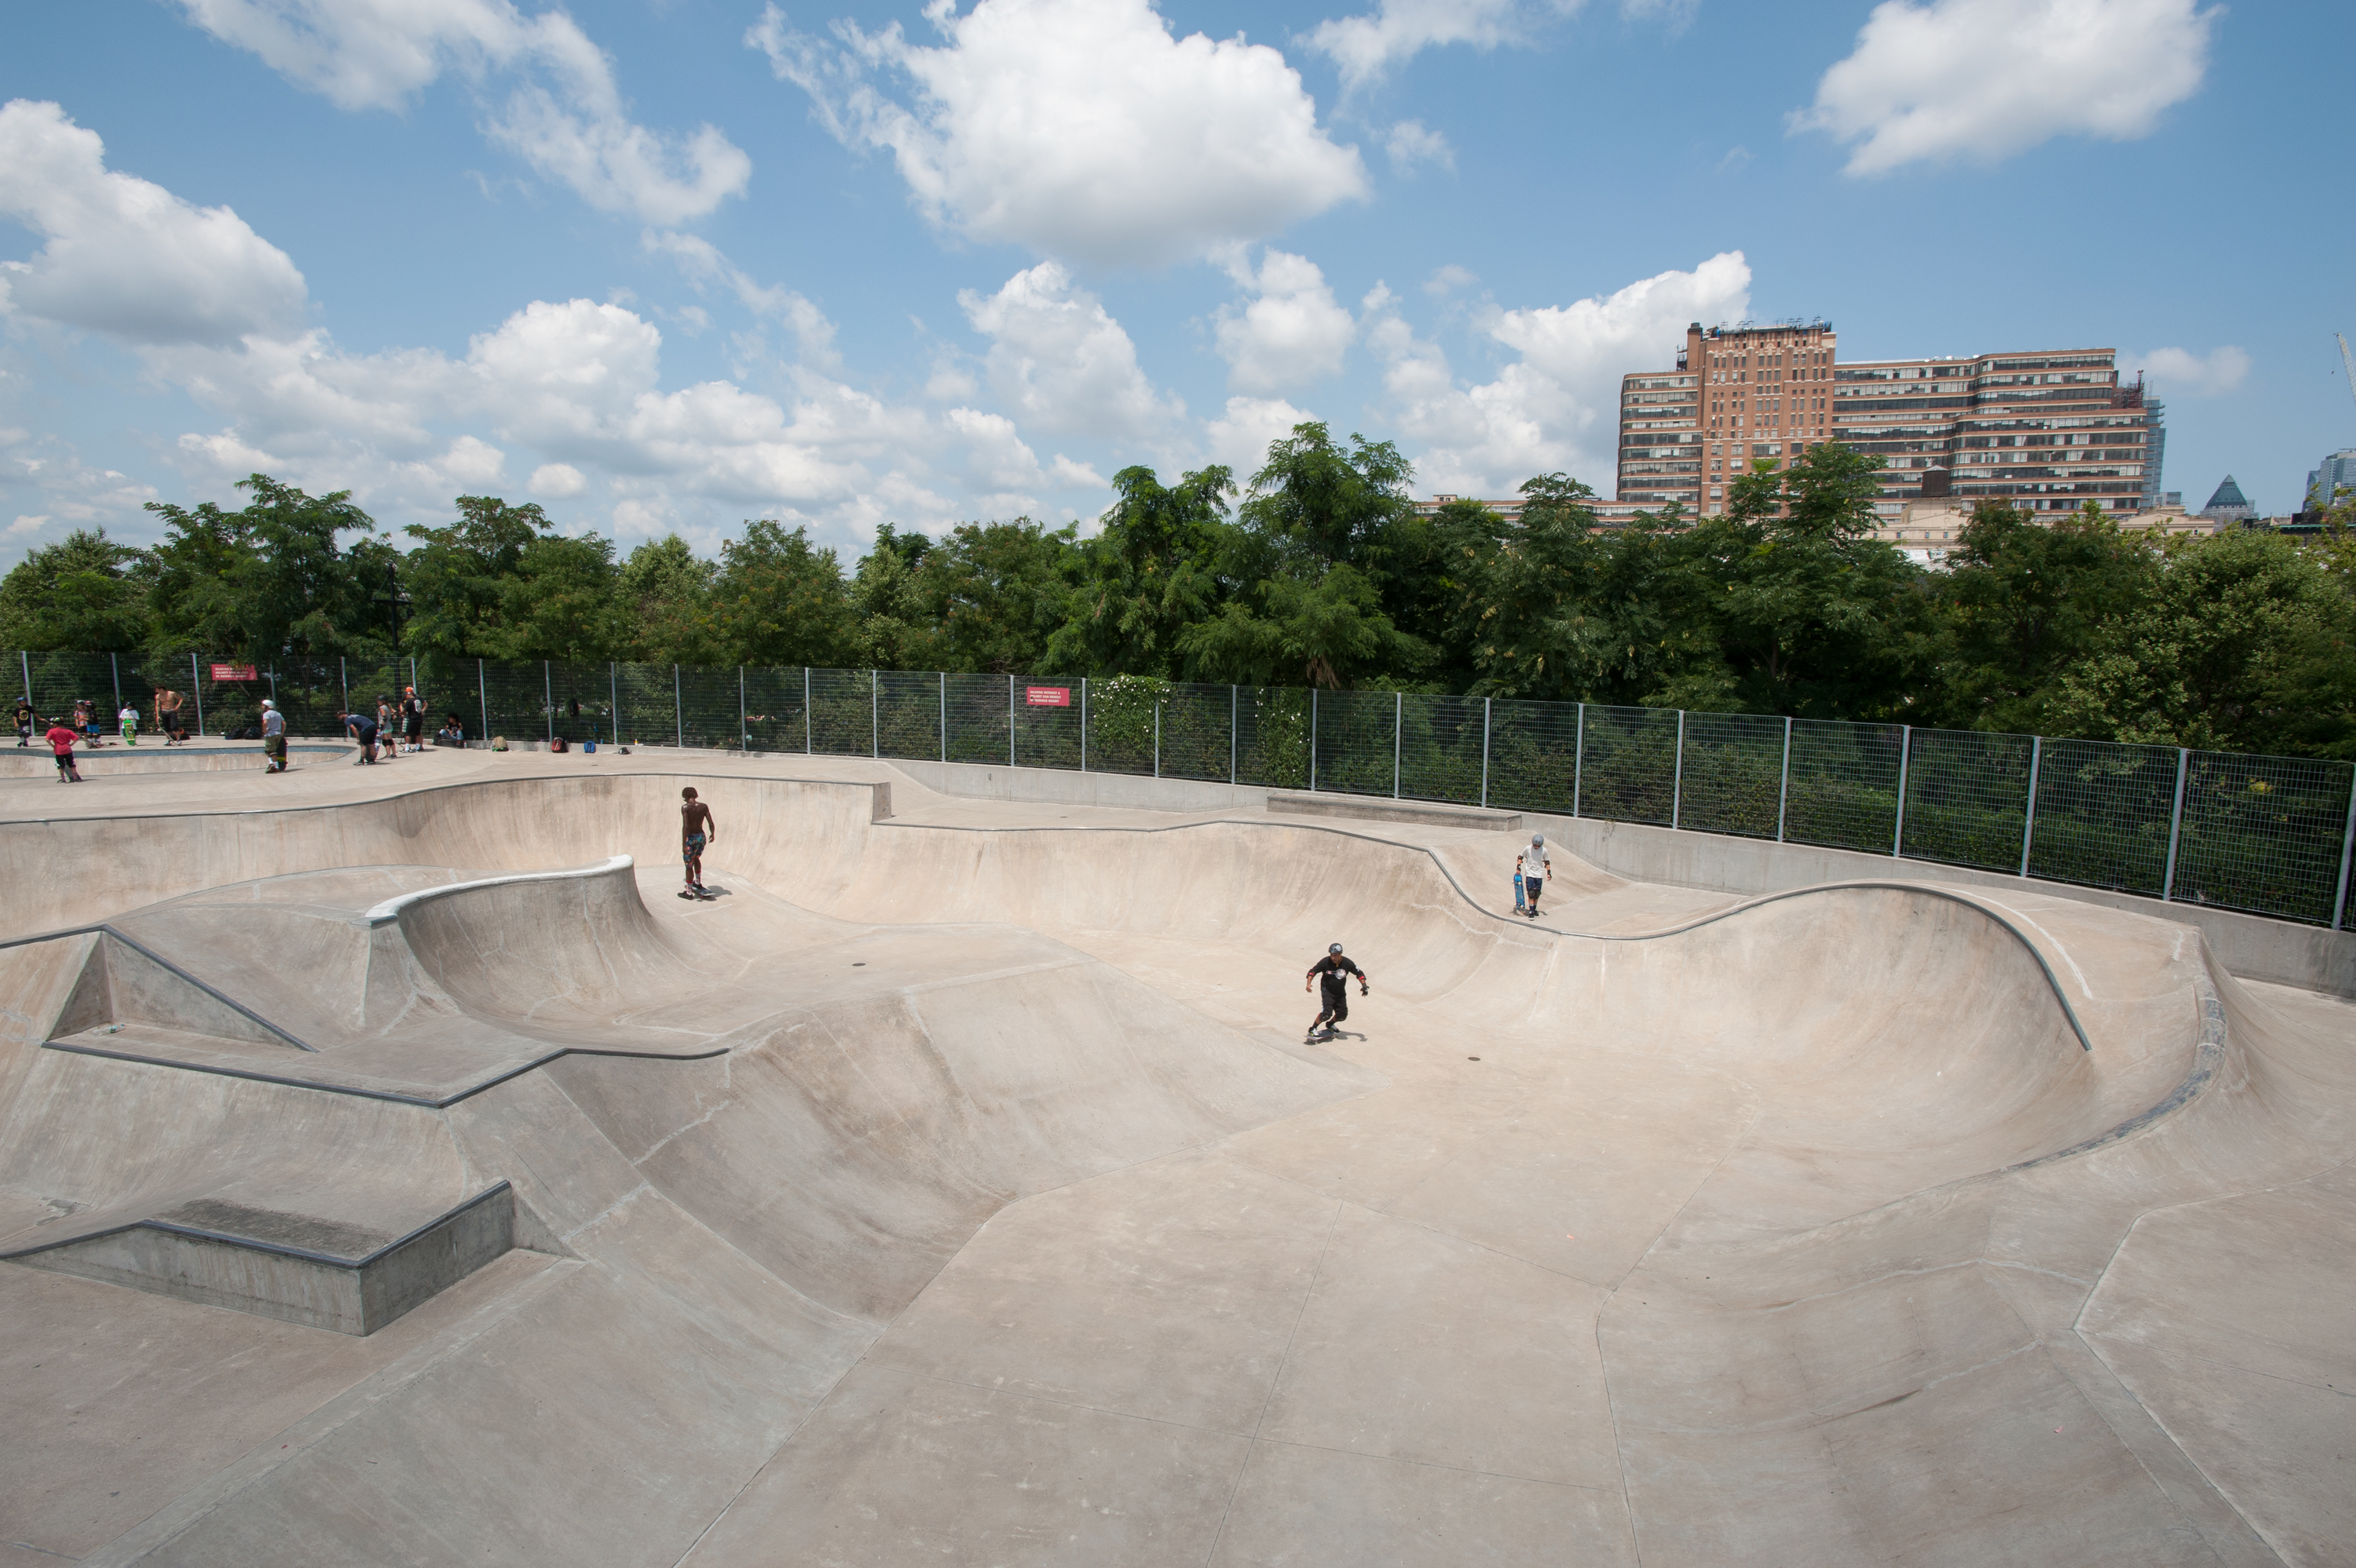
339,707,380,765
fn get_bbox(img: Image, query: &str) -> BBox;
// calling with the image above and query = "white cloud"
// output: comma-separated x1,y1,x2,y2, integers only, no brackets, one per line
174,0,749,223
1205,395,1316,480
750,0,1368,266
1307,0,1524,90
960,262,1184,441
0,101,308,345
9,515,49,539
1363,252,1749,496
1050,454,1108,489
530,462,588,497
1384,119,1454,173
1424,263,1478,297
1795,0,2216,175
2123,345,2249,397
1213,248,1355,395
643,230,838,367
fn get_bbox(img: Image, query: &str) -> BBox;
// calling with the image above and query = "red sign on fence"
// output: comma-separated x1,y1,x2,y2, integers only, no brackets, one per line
209,663,258,682
1025,686,1071,707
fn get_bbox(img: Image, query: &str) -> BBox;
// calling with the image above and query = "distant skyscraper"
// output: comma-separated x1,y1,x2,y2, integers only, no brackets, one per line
2201,475,2255,522
2307,448,2356,510
2142,399,2166,510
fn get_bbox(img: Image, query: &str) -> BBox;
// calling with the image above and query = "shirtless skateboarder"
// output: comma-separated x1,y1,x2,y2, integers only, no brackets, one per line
680,787,716,899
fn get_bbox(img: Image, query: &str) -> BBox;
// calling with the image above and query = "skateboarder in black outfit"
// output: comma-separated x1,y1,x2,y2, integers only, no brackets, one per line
1304,943,1370,1041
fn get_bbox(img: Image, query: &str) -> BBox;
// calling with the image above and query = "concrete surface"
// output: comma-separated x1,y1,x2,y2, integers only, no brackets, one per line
0,745,2345,1566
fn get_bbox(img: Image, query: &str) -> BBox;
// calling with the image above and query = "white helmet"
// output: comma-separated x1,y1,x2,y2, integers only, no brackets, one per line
260,699,276,709
1531,833,1543,849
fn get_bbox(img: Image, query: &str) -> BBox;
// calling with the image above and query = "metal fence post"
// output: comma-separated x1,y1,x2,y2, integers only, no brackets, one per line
1393,691,1403,799
610,663,619,746
869,670,877,758
338,656,347,718
2161,747,2189,902
1671,710,1686,830
1008,674,1016,767
20,650,31,709
1310,688,1319,791
2333,767,2356,930
1154,700,1162,779
1480,697,1491,808
111,652,121,718
1776,716,1792,842
545,661,554,744
2018,736,2043,878
803,667,812,754
739,666,747,751
675,665,684,750
477,660,487,742
1081,678,1088,771
1892,725,1912,857
190,652,205,736
1572,703,1585,818
938,672,947,761
1230,685,1238,785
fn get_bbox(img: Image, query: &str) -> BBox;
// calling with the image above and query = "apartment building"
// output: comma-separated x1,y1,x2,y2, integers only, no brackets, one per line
1618,323,2160,521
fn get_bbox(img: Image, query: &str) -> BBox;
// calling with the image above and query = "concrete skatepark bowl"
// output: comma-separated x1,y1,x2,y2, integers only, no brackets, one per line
1,747,2350,1566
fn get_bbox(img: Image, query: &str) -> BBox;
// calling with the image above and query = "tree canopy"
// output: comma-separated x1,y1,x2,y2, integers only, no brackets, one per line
4,433,2351,760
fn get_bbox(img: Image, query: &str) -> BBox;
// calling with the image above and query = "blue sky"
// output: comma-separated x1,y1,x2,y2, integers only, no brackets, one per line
2,0,2350,568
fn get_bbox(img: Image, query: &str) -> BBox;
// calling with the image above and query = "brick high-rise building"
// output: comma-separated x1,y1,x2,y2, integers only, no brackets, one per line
1618,323,2157,521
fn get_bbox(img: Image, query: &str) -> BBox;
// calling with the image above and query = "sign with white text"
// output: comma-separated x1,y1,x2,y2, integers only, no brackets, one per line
209,663,258,682
1025,686,1071,707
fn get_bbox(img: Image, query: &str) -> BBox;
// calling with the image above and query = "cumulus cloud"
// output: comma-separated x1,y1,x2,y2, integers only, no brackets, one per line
750,0,1367,266
1308,0,1520,90
960,262,1185,441
530,462,588,498
1205,395,1316,480
1363,253,1749,495
174,0,749,223
1794,0,2216,175
1214,248,1355,395
0,100,308,345
1384,119,1454,173
643,229,838,367
2123,345,2249,397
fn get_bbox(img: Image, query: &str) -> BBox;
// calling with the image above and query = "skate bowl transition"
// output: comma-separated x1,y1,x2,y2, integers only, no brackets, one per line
0,766,2349,1566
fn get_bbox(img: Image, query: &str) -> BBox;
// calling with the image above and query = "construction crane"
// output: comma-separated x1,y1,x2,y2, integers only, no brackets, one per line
2341,333,2356,418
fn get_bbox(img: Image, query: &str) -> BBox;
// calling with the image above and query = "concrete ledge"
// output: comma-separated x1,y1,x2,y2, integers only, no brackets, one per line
1268,791,1522,832
5,1183,515,1335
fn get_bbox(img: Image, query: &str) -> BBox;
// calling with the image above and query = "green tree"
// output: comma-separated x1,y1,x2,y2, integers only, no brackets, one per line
2051,526,2356,753
619,535,722,664
144,474,376,663
401,495,561,660
0,528,150,651
485,532,624,662
1931,499,2157,733
919,517,1079,673
1044,465,1236,676
710,518,854,667
847,522,937,669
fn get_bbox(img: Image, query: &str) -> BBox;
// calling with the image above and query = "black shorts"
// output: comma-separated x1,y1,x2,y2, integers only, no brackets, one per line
1317,981,1350,1023
53,752,74,773
1524,876,1545,901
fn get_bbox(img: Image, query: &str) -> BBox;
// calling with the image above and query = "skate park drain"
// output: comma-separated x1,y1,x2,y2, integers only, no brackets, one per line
1468,1056,1479,1061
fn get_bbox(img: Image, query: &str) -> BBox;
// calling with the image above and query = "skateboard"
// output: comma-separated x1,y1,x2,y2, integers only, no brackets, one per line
1513,871,1526,915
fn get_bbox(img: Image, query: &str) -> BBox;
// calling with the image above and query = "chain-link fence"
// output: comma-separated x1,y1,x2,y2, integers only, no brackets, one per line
13,648,2356,929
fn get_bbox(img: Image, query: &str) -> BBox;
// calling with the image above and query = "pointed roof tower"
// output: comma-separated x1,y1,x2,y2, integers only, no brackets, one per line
2201,475,2255,521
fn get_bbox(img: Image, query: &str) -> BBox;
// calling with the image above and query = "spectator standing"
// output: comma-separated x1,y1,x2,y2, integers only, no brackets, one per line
118,702,139,746
261,699,287,773
13,696,31,747
155,688,186,744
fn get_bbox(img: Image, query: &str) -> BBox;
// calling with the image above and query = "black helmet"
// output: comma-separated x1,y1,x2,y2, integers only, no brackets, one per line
1328,942,1344,954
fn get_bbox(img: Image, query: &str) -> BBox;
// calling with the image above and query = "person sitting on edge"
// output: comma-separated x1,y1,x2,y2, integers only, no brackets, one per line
1516,834,1552,919
1304,942,1370,1042
340,707,380,765
436,715,466,747
45,717,82,783
261,699,286,773
679,787,716,900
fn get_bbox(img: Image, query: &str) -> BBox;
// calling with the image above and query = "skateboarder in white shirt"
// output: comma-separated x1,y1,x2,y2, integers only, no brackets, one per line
1516,834,1552,919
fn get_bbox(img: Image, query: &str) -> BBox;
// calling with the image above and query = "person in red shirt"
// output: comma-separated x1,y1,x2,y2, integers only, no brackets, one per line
45,719,82,783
